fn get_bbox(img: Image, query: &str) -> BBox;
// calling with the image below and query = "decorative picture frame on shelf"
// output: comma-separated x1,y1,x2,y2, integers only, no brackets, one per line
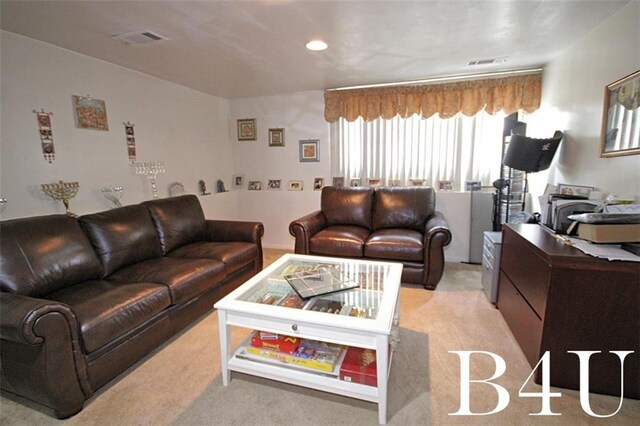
367,178,381,188
233,174,244,188
556,183,594,197
268,128,285,147
288,180,303,191
73,95,108,131
248,181,262,191
268,179,282,190
299,139,319,162
349,178,361,187
438,180,454,191
313,177,324,191
332,177,345,188
600,69,640,158
389,179,403,187
237,119,257,141
409,179,425,186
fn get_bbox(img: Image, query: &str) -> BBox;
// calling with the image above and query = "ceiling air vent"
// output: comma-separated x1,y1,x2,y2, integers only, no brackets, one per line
467,57,508,66
111,30,168,45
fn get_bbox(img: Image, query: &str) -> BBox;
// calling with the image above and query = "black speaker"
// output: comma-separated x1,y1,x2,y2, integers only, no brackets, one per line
503,131,563,173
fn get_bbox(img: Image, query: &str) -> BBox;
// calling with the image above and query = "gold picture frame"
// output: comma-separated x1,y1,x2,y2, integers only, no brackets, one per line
269,128,285,147
73,95,108,131
600,69,640,157
237,119,257,141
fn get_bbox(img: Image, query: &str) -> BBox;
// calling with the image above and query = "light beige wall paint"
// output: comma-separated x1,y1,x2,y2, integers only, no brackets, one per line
0,31,238,220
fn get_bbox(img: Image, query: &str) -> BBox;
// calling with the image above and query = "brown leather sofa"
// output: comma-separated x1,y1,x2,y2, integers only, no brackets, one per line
289,186,451,289
0,195,263,418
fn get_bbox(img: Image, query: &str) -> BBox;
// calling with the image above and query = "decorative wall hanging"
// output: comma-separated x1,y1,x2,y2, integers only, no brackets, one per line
33,109,55,163
102,186,123,208
299,139,319,162
133,161,165,198
42,180,79,216
600,69,640,157
237,118,256,141
269,128,285,146
73,95,109,130
123,121,137,162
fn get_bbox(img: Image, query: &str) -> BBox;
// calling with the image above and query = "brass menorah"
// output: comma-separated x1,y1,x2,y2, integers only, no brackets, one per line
42,180,79,217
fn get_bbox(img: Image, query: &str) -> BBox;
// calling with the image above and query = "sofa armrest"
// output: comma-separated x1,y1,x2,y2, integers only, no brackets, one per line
289,211,328,254
422,211,452,289
205,220,264,243
0,292,92,418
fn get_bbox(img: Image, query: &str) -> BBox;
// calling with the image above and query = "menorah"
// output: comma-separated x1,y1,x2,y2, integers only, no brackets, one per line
42,180,79,217
133,161,165,198
102,186,123,208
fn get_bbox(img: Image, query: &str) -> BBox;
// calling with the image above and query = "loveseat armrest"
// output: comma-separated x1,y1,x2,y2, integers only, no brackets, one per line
422,211,453,290
0,292,92,418
289,211,328,254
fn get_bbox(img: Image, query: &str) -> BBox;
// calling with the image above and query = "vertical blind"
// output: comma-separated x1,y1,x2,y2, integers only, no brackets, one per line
330,110,506,191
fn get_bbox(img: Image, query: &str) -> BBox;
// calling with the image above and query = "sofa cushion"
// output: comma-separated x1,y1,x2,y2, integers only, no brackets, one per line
143,195,206,254
365,229,424,262
0,215,103,297
46,280,171,354
321,187,374,230
310,225,370,257
372,187,435,231
107,257,225,305
79,205,163,277
167,241,257,275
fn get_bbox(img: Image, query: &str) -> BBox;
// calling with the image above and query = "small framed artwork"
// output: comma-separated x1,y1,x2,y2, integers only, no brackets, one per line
556,183,594,197
288,180,303,191
349,178,361,187
237,119,257,141
269,128,285,147
410,179,425,186
73,95,108,131
313,177,324,191
367,178,381,188
438,180,454,191
268,179,282,190
248,181,262,191
389,179,403,187
332,177,345,188
233,174,244,188
465,181,482,191
600,69,640,157
299,139,319,162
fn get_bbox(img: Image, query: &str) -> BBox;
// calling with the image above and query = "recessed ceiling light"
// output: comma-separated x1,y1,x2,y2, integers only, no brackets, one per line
306,40,328,51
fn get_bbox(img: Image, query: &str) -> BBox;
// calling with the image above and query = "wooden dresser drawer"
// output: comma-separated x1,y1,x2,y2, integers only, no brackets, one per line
497,271,543,368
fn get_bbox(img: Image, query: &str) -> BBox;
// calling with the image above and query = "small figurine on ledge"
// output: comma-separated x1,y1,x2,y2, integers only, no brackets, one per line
217,179,228,193
199,180,211,196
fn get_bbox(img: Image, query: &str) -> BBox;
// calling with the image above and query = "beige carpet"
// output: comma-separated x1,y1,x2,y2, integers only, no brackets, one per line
1,249,638,425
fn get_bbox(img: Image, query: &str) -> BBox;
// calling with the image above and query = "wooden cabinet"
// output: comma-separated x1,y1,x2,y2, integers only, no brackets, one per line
497,224,639,398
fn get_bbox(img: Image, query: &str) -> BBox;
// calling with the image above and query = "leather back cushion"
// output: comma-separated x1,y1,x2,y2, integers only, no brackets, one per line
321,187,374,230
143,195,206,254
79,205,162,276
0,215,103,296
372,187,435,231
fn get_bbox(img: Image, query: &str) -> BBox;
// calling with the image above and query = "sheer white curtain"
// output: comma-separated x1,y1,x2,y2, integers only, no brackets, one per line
330,110,506,190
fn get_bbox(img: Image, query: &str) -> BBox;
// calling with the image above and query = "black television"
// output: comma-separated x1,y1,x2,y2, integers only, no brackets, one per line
503,131,564,173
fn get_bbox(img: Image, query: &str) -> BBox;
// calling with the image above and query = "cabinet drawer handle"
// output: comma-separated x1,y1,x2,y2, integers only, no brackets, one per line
291,324,298,331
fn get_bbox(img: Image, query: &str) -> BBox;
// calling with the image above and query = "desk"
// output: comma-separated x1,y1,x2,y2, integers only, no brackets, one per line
497,224,639,398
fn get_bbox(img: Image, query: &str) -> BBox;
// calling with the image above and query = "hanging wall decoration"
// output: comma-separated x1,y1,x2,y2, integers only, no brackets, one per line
123,121,137,162
73,95,109,130
33,109,55,163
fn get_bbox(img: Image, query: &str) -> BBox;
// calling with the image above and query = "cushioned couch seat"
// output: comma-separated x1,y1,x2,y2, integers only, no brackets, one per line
167,241,258,274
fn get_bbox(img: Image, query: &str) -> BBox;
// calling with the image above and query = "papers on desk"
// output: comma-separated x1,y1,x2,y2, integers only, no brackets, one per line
564,237,640,262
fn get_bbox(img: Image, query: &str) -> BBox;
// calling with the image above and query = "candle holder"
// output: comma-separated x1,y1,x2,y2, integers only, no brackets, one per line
102,186,124,208
133,161,165,198
42,180,79,216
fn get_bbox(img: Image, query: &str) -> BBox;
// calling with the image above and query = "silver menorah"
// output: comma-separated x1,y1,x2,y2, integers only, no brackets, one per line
102,186,123,208
42,180,80,216
133,161,165,198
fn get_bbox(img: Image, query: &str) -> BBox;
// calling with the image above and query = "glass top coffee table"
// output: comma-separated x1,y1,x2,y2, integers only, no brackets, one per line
214,254,402,424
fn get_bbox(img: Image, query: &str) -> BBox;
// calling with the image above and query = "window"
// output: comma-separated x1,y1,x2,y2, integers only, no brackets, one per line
329,110,506,191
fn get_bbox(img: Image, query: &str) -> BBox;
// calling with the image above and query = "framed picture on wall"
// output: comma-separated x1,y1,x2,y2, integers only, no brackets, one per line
268,179,282,190
269,128,285,147
237,119,257,141
248,181,262,191
313,177,324,191
438,180,454,191
233,174,244,188
288,180,303,191
73,95,108,131
332,177,345,187
299,139,319,162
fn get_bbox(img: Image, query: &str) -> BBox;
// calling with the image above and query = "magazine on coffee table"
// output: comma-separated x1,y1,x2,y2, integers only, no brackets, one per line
283,266,359,299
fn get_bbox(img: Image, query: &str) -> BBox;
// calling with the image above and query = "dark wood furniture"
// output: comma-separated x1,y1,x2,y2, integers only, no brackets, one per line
497,224,639,398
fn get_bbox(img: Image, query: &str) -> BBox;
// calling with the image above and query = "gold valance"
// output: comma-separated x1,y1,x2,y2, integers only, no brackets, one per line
324,73,542,122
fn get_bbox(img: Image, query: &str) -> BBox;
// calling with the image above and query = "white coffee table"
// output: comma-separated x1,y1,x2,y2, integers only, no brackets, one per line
214,254,402,424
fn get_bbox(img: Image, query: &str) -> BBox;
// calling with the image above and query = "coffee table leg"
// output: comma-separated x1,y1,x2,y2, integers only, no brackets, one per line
218,309,231,386
377,334,389,424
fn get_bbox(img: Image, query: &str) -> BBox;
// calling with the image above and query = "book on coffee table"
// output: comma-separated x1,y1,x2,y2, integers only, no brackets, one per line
283,266,359,299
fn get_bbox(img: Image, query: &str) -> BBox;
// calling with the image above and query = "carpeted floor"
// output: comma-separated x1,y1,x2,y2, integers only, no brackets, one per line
1,249,638,425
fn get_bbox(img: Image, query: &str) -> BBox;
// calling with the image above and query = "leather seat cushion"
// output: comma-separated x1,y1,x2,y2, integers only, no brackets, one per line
321,187,374,230
107,257,225,305
47,280,171,354
143,195,206,254
310,225,370,257
372,187,435,231
167,241,257,275
364,229,424,262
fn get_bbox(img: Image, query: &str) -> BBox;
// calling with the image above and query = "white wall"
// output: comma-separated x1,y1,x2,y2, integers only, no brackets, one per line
0,31,239,220
526,1,640,205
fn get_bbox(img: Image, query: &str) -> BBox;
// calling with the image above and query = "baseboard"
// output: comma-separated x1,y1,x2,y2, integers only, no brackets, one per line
263,244,294,251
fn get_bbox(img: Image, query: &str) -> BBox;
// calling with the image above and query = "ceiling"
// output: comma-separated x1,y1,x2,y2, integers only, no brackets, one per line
0,1,630,99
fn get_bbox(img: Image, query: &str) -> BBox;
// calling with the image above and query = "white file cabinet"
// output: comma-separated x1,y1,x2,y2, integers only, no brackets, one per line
481,231,503,304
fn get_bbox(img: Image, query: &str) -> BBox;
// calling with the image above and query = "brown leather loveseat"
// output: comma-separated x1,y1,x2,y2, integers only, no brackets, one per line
0,195,263,418
289,186,451,289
